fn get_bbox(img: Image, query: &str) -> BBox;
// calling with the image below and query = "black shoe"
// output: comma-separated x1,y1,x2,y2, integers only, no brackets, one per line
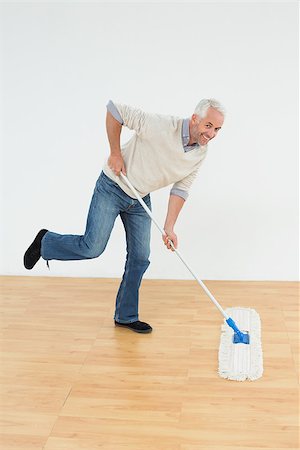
114,320,152,334
24,229,48,270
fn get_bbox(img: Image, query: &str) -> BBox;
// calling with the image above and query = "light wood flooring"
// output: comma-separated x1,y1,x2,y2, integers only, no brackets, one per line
0,276,299,450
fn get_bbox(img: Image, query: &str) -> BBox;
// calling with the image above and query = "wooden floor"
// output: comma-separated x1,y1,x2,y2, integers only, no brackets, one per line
0,276,299,450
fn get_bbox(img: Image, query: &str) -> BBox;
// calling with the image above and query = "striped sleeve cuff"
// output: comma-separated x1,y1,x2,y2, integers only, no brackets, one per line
106,99,123,124
170,188,188,200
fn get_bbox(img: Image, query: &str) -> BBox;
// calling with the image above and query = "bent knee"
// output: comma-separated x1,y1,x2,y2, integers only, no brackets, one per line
82,243,106,259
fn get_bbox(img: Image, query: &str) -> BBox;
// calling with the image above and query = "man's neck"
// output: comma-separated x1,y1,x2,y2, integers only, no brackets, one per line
188,119,197,145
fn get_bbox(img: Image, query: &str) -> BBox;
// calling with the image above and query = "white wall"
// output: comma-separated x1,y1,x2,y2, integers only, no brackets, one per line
0,1,298,281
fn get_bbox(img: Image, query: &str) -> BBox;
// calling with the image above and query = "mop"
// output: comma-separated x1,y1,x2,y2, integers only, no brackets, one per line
120,173,263,382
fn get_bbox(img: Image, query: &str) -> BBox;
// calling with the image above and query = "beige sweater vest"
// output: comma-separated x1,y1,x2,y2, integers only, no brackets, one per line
103,102,208,199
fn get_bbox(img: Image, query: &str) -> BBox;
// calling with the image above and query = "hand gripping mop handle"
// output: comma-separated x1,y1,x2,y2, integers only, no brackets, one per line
120,173,246,341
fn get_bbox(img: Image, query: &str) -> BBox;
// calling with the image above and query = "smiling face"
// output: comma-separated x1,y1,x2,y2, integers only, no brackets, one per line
189,107,224,146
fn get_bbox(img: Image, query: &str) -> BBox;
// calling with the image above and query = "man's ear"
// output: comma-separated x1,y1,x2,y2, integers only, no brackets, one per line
192,113,200,124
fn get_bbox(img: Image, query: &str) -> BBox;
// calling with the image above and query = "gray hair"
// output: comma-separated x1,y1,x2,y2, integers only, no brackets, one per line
194,98,226,119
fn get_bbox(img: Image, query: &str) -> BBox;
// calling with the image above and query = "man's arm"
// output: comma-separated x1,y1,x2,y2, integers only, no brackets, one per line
163,194,185,251
106,111,126,176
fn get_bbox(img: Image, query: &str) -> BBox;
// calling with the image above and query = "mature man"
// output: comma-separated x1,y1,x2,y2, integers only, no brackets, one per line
24,99,225,333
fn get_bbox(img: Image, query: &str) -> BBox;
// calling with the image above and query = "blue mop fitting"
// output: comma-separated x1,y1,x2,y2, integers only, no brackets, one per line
226,317,250,344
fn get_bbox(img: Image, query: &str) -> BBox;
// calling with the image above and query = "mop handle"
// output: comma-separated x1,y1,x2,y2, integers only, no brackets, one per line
120,173,229,321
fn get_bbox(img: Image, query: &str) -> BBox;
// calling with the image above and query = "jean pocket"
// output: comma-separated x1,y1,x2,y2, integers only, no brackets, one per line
97,171,117,190
141,193,151,210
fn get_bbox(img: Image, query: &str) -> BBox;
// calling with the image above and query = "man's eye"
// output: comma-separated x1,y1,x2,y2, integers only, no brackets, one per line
205,124,211,128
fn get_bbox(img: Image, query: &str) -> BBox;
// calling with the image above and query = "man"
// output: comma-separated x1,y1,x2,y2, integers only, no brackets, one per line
24,99,225,334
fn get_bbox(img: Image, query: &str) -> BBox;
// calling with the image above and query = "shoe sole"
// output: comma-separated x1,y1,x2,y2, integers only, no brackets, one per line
24,229,48,270
114,322,152,334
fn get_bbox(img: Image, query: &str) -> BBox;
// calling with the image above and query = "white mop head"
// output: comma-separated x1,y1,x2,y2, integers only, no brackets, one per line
218,307,263,381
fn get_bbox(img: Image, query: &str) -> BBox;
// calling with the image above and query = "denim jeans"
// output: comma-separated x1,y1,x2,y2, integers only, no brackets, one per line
41,171,152,323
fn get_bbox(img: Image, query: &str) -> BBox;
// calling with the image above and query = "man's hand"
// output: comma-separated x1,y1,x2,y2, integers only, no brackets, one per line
108,154,126,176
162,194,184,251
162,229,178,251
106,111,125,176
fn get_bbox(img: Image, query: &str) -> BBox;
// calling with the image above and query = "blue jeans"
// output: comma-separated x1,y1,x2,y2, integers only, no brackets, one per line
41,171,152,323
